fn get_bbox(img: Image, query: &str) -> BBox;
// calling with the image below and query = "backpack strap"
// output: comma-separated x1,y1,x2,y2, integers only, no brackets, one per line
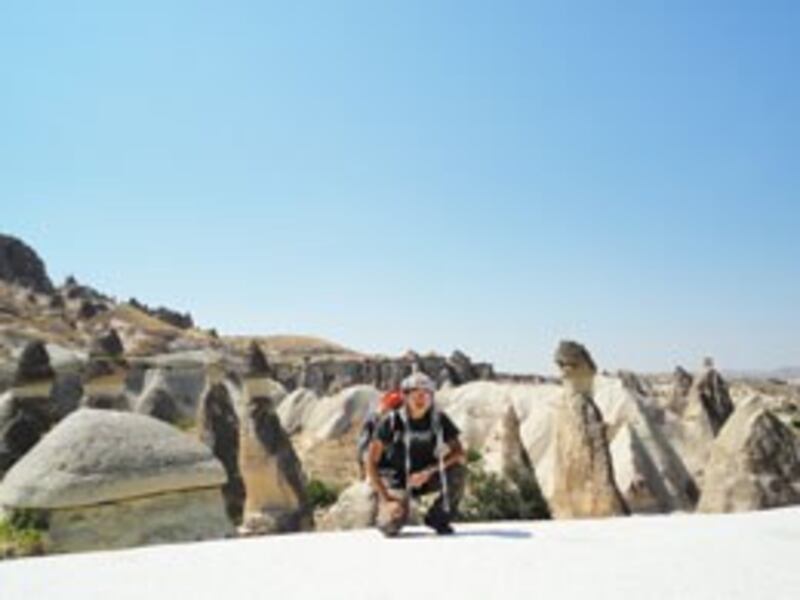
398,405,412,497
431,406,450,514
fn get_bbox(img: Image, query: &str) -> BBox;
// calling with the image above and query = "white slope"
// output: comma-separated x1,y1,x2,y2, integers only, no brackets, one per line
2,509,799,600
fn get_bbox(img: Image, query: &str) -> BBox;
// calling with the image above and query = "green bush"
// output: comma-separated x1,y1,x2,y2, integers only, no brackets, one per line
0,509,48,559
459,461,550,522
306,479,339,510
465,448,483,464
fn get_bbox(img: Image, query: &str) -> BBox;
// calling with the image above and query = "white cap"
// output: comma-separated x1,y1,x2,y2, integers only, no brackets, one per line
401,370,435,393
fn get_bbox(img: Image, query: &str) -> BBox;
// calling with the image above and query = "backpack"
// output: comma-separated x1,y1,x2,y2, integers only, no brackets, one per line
356,390,404,468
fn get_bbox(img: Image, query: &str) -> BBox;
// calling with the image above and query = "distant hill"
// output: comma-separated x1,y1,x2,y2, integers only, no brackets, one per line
224,334,361,359
723,367,800,382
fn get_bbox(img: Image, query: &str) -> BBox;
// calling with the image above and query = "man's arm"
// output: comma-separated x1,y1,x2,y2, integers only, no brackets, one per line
409,437,465,487
366,439,394,502
441,437,465,469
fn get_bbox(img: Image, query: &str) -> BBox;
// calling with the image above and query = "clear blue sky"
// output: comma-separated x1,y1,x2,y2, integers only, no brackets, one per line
1,1,798,374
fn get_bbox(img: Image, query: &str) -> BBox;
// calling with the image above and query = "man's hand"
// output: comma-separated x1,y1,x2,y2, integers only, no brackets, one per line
385,499,406,520
408,467,435,489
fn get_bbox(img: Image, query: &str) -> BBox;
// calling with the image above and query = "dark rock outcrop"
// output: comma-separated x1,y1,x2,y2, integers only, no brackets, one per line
685,365,734,435
90,329,124,358
77,300,106,320
14,340,54,385
0,392,53,476
0,234,54,293
247,341,272,377
137,387,180,424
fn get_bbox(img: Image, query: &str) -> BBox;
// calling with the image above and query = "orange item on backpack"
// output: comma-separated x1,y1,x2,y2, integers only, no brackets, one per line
380,389,404,412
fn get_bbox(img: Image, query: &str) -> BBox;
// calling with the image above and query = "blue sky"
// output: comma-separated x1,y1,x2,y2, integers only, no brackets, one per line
1,1,798,374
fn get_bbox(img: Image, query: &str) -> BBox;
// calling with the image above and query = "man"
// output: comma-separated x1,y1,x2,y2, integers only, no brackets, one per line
366,370,465,536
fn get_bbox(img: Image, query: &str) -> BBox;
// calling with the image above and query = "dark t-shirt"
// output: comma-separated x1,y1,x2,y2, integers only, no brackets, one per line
375,408,460,487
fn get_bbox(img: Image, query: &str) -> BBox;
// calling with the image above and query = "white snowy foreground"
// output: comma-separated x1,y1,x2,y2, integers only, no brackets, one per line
2,507,800,600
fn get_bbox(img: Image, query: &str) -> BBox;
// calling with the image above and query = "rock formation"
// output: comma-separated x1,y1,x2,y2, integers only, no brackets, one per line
0,234,54,293
247,341,272,377
0,409,232,552
14,340,54,385
482,405,537,486
197,381,244,523
239,389,312,534
685,360,734,435
593,375,699,513
668,366,693,413
673,361,736,485
89,328,124,358
698,397,800,513
549,341,628,518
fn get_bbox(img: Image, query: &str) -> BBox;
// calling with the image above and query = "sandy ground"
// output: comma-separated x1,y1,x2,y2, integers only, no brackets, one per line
2,507,799,600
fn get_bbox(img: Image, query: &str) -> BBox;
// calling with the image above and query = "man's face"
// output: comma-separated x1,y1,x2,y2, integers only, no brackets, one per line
406,388,432,414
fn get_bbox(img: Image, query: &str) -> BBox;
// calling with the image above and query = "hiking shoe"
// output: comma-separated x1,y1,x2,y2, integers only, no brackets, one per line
424,512,454,535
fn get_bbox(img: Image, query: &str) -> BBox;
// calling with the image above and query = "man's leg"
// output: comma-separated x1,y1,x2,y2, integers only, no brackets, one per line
376,489,409,537
416,464,466,532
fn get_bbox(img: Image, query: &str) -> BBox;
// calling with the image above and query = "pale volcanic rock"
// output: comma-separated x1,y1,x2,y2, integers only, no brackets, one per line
698,397,800,513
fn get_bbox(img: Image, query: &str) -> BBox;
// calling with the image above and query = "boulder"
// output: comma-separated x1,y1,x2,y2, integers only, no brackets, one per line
14,340,54,385
197,381,244,523
698,398,800,513
317,481,377,531
0,409,226,507
239,391,312,534
0,409,232,552
549,341,628,519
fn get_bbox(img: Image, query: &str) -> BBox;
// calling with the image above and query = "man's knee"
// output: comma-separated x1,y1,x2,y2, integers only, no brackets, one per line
376,494,409,537
446,463,466,498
